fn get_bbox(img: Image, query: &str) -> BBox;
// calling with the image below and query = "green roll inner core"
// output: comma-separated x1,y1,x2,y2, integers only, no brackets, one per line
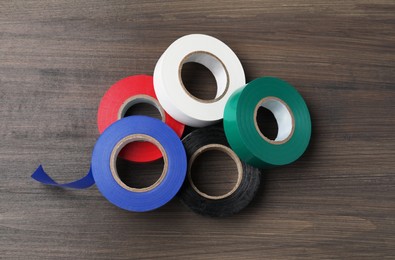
255,97,294,144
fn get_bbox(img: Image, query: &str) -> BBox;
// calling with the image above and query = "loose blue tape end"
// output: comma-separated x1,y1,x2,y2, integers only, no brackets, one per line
31,165,95,189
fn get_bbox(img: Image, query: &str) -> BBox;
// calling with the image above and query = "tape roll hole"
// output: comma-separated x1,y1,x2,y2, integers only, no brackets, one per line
180,52,229,102
111,134,168,192
255,97,294,144
188,144,242,200
119,95,165,122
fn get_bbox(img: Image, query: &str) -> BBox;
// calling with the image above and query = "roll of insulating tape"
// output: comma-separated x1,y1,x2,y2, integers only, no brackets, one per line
179,127,261,217
97,75,185,162
224,77,311,168
92,116,187,212
154,34,245,127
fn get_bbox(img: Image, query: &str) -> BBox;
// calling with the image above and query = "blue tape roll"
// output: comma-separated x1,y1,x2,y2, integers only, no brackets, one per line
92,116,187,212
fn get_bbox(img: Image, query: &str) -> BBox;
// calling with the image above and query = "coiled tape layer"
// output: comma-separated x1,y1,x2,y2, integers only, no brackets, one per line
92,116,187,212
224,77,311,168
154,34,245,127
179,127,261,217
97,75,184,162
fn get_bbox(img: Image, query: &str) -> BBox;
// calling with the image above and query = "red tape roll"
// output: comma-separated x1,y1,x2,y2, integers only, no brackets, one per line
97,75,185,162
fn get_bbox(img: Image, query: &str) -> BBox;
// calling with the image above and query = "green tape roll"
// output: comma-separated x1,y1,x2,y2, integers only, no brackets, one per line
224,77,311,168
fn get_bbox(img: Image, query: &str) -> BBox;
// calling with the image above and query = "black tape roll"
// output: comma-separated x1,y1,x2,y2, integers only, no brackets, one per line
179,127,262,217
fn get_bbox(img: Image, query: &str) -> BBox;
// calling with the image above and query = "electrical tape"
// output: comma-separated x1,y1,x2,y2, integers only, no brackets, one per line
97,75,184,162
92,116,187,212
224,76,311,168
31,165,94,189
154,34,245,127
179,127,261,217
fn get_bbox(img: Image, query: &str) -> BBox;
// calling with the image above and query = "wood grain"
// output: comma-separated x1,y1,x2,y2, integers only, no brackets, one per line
1,0,394,259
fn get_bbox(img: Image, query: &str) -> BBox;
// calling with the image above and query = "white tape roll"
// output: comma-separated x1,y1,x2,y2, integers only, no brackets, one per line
154,34,245,127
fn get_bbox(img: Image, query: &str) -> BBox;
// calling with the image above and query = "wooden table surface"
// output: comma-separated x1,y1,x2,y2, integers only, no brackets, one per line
1,1,394,259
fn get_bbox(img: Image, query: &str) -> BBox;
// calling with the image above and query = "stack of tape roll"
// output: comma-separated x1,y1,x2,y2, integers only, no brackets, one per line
31,34,311,216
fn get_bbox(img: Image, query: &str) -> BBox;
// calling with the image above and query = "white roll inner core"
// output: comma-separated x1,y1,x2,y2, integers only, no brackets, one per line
180,51,229,101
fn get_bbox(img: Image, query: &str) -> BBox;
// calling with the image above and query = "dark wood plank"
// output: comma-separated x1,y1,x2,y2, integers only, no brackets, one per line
1,0,394,259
